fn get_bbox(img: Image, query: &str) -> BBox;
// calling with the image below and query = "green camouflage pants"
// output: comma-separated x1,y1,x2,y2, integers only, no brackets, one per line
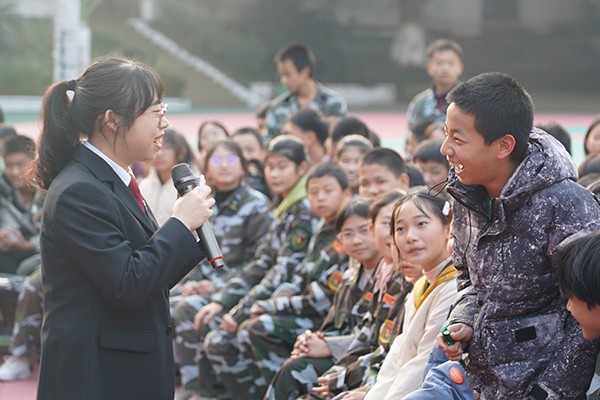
172,294,220,393
203,327,265,400
10,268,42,358
264,356,334,400
241,313,323,386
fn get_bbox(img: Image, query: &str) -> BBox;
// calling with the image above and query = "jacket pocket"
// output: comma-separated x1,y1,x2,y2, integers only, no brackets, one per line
99,327,155,354
471,312,565,389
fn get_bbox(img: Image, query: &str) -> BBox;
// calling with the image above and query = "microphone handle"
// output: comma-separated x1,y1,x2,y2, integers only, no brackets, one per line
197,222,225,269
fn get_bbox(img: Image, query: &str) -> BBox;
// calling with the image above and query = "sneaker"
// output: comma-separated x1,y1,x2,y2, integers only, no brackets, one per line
0,356,31,381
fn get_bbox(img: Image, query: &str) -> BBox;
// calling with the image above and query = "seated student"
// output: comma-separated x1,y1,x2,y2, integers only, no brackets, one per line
202,163,352,399
285,107,329,166
181,136,317,399
170,140,273,395
328,116,372,161
196,120,229,171
265,198,380,400
584,116,600,156
359,148,410,199
271,190,413,400
363,190,456,400
0,268,43,381
0,126,17,172
413,139,450,196
536,121,572,155
231,127,270,198
0,135,42,275
334,135,374,195
558,231,600,400
139,128,195,226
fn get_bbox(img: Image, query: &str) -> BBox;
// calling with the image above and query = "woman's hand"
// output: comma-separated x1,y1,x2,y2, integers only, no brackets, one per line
172,185,215,232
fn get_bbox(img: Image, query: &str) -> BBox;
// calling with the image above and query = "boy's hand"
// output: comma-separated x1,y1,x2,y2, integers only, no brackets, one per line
437,323,473,361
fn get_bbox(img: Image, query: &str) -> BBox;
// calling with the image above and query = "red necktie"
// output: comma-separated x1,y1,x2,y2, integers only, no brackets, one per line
128,175,145,212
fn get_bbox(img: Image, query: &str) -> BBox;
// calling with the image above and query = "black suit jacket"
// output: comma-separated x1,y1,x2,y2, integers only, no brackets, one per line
37,145,204,400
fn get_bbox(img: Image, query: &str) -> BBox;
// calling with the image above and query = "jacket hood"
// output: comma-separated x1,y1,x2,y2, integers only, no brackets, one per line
447,128,577,216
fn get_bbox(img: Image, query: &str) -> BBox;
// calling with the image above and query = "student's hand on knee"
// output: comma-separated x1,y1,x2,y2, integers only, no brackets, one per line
194,302,223,330
312,375,333,397
249,303,266,318
195,279,216,295
437,323,473,361
220,314,238,333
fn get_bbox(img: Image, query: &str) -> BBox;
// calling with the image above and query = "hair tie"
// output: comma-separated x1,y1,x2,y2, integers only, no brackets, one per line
66,79,76,91
442,201,451,216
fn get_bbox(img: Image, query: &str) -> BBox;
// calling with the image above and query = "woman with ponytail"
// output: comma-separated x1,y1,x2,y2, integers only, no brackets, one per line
34,55,215,400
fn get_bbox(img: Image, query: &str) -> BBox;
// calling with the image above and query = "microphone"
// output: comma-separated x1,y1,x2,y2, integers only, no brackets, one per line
171,163,224,269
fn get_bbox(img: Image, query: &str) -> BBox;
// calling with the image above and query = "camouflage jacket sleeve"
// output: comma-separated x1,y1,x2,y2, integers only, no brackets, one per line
228,202,316,323
212,233,276,311
256,249,348,317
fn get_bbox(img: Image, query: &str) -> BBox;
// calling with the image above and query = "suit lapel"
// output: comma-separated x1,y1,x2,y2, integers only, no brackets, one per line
73,146,158,235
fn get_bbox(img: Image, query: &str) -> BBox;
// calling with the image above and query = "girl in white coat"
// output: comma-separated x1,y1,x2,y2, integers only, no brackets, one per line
363,189,457,400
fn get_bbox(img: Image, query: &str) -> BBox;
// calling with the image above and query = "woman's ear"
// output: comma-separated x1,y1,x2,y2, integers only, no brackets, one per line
100,110,122,132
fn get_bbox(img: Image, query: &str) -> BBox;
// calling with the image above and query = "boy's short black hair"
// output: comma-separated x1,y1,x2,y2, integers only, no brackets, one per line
335,198,371,233
447,72,534,163
413,139,450,169
4,134,35,158
233,127,265,149
578,154,600,180
361,148,407,177
558,231,600,307
426,39,463,61
274,43,316,77
331,116,370,144
0,125,17,140
536,122,571,155
290,108,328,147
307,162,349,191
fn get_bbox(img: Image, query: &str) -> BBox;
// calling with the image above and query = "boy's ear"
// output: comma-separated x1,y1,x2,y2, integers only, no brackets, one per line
496,134,516,160
399,172,410,190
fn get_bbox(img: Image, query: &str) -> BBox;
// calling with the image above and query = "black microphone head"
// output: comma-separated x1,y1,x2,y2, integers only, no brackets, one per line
171,163,193,183
171,163,198,196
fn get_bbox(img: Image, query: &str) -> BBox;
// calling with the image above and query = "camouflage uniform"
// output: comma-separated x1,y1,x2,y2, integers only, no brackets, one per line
202,219,333,399
195,195,316,399
0,175,43,274
322,269,413,396
447,131,600,399
264,261,382,400
7,267,43,359
406,83,458,132
171,183,272,391
264,83,347,142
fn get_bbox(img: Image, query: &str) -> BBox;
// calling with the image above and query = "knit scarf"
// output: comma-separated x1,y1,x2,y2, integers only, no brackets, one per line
412,262,457,311
273,175,307,220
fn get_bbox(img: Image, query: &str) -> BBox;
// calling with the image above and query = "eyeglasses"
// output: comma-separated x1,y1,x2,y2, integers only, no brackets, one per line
209,155,240,165
144,103,168,127
337,225,370,243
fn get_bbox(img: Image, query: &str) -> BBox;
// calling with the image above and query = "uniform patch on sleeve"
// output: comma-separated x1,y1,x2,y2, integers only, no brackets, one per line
363,291,373,302
379,319,395,345
383,293,396,305
327,270,344,292
332,240,344,254
290,230,309,251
